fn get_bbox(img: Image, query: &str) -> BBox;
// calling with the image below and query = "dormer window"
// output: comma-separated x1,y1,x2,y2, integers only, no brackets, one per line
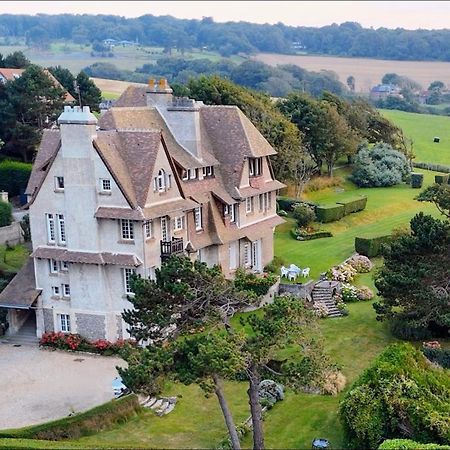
182,169,198,181
249,158,262,177
154,169,171,192
202,166,214,178
54,176,64,191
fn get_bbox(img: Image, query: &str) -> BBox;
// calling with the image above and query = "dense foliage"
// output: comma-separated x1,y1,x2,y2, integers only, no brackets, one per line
374,212,450,338
292,203,316,228
0,160,32,197
4,15,450,61
350,143,410,187
379,439,450,450
340,343,450,449
0,201,12,227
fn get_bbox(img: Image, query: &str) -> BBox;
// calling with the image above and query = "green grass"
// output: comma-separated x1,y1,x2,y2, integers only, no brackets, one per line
380,109,450,166
276,168,440,279
0,244,29,273
101,91,120,100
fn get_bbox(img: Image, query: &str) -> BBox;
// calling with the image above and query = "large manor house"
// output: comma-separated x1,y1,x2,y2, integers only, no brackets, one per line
0,79,285,341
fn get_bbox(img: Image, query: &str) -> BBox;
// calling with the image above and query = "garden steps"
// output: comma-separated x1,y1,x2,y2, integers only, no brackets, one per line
140,395,178,415
311,284,343,318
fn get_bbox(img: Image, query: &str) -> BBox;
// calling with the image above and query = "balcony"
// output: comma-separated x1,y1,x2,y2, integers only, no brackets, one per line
160,237,184,263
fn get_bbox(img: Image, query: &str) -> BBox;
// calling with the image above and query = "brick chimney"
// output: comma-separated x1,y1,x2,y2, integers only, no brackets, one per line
146,78,173,107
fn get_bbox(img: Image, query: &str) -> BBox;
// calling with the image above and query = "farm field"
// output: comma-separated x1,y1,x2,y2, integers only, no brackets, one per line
380,109,450,166
253,52,450,93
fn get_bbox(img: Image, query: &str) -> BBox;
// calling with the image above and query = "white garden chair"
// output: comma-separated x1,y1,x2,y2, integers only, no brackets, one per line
288,270,298,281
301,267,310,278
280,266,289,278
289,264,301,275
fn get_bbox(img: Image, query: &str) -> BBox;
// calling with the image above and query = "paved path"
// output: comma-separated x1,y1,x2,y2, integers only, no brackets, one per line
0,343,125,429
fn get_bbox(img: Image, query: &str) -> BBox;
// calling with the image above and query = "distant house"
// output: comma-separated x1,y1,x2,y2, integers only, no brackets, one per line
0,67,75,103
369,84,402,101
103,38,117,45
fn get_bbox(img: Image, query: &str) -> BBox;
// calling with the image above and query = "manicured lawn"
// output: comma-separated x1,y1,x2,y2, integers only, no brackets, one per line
0,244,29,273
380,109,450,166
276,168,440,280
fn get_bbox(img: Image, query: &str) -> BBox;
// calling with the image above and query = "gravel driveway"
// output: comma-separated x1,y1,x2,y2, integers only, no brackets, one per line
0,343,125,429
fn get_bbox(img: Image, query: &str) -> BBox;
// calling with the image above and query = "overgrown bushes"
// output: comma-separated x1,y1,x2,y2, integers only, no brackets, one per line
0,160,32,197
350,143,410,188
0,201,12,227
355,235,391,257
234,268,278,297
340,343,450,449
0,395,141,441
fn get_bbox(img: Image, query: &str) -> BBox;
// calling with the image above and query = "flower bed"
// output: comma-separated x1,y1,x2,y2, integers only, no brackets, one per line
327,262,357,283
336,283,374,303
291,228,333,241
39,332,135,355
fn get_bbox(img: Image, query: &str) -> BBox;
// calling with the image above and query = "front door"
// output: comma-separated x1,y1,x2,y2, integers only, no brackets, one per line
161,216,169,241
251,239,262,272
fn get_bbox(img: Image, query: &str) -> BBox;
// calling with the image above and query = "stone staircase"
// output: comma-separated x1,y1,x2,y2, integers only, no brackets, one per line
312,284,342,318
140,395,177,416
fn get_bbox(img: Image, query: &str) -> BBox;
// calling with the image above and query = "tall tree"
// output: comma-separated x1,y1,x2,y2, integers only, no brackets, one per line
76,71,102,111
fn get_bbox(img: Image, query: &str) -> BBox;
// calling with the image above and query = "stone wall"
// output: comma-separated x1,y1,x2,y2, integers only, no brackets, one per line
0,222,23,246
43,309,54,332
75,313,106,340
279,280,316,301
116,315,123,340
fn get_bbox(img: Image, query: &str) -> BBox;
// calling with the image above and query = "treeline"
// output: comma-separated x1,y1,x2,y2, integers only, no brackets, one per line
3,14,450,60
84,58,345,98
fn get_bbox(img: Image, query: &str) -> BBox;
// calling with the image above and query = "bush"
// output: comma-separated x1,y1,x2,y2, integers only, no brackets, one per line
322,370,347,395
277,197,316,213
0,201,12,227
435,174,449,185
0,160,32,197
264,255,286,274
379,439,450,449
355,235,391,257
340,283,360,302
390,318,432,340
234,268,278,297
337,196,367,215
357,286,374,301
411,172,424,188
327,263,357,283
291,229,333,241
350,143,410,188
292,204,316,228
316,204,345,223
304,176,344,192
423,347,450,369
340,343,450,450
0,395,141,440
347,254,373,273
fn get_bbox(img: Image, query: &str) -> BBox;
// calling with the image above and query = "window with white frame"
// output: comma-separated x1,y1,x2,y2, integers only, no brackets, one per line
60,261,69,271
57,214,66,244
59,313,71,332
46,213,56,244
49,259,59,274
52,285,60,297
148,266,156,281
243,243,251,267
155,169,166,192
120,219,134,240
182,169,189,181
188,168,198,180
144,220,153,239
259,192,270,212
100,178,111,192
54,176,64,191
249,158,262,177
230,203,237,223
173,216,184,231
194,207,202,231
246,196,253,213
62,284,70,298
223,204,230,217
202,166,214,178
123,268,136,294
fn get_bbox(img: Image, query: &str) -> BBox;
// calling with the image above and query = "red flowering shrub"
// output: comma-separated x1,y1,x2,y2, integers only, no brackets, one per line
93,339,112,351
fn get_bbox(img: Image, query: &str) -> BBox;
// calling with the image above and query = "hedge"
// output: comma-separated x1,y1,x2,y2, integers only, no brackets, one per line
411,172,424,188
435,174,449,185
379,439,450,449
0,201,12,227
0,160,32,198
337,196,367,215
291,229,333,240
277,197,316,213
316,204,345,223
423,347,450,369
413,161,450,174
0,394,141,441
355,234,391,257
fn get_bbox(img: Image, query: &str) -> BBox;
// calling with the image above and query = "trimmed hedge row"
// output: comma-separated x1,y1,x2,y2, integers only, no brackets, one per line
316,204,345,223
355,234,391,257
277,197,316,212
337,196,367,215
0,395,141,441
0,160,32,197
413,161,450,174
0,201,12,227
411,172,424,188
291,229,333,240
435,174,449,185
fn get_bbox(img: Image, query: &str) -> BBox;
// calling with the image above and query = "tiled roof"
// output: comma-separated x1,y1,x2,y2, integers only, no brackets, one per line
31,247,142,266
0,258,41,308
0,68,24,81
238,180,286,198
113,85,147,107
25,130,61,199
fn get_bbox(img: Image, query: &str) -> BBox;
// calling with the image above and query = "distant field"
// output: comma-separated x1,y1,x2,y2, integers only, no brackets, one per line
254,53,450,92
380,109,450,166
92,78,145,95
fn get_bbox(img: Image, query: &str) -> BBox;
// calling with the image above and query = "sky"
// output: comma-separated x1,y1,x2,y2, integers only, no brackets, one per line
0,1,449,30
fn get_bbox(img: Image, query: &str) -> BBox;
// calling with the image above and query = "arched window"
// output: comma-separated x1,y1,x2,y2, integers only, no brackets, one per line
156,169,165,192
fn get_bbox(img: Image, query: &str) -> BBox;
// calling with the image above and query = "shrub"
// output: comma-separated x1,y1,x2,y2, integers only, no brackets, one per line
413,161,450,174
379,439,450,449
291,229,333,241
411,172,424,188
264,255,286,274
322,370,347,396
357,286,374,301
355,235,391,257
316,204,345,223
304,176,344,192
390,318,433,340
292,204,316,228
0,201,12,227
0,160,32,197
350,143,410,188
435,174,449,185
234,268,278,297
340,283,360,302
327,263,357,283
340,343,450,450
277,198,317,213
423,347,450,369
313,303,329,318
337,196,367,215
347,254,373,273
